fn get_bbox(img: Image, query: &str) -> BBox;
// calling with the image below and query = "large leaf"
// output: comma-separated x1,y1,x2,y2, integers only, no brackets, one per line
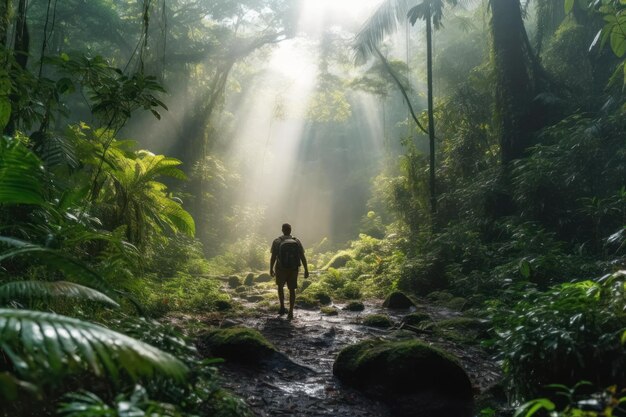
0,281,119,308
0,136,46,206
0,236,115,297
0,309,187,381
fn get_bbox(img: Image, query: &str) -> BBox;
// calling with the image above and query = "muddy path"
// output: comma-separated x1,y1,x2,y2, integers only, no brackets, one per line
175,279,502,416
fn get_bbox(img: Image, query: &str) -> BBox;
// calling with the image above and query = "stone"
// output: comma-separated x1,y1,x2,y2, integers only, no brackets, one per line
197,327,276,364
383,291,416,309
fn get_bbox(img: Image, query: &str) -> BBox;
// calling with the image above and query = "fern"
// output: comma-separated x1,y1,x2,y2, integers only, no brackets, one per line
0,281,119,308
0,136,45,206
0,309,188,381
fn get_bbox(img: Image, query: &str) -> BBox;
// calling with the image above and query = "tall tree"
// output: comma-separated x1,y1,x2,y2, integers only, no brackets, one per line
490,0,535,164
355,0,458,216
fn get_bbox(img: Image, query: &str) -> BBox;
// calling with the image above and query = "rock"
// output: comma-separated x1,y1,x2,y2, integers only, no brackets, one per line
426,317,491,343
362,314,393,328
246,295,264,303
320,306,339,316
383,291,416,309
403,312,431,326
343,300,365,312
214,299,232,311
295,294,319,309
333,339,473,417
234,286,247,293
255,273,272,283
244,273,255,286
300,279,312,291
227,275,241,288
197,327,276,364
323,252,353,269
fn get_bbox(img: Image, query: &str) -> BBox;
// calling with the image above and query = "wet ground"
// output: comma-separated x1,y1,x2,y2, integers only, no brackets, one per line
176,280,502,416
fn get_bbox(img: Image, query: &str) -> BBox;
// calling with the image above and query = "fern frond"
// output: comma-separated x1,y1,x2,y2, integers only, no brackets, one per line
0,236,115,297
0,281,119,308
0,137,45,206
0,309,188,381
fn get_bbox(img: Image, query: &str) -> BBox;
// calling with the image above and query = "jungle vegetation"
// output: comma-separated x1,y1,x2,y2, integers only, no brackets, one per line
0,0,624,416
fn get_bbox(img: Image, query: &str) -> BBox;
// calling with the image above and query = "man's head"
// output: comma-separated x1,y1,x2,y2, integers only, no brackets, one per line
282,223,292,235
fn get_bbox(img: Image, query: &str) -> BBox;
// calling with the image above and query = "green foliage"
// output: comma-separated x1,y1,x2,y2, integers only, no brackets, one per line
0,309,187,387
492,271,626,400
0,136,45,205
0,280,119,308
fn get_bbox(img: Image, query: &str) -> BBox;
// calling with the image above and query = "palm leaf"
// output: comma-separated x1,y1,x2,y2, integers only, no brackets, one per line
161,198,196,237
0,309,188,381
0,136,46,206
354,0,414,63
0,281,119,308
35,135,79,169
0,236,115,298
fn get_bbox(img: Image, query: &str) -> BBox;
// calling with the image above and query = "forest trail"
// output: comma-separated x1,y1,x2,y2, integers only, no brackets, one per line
174,277,503,417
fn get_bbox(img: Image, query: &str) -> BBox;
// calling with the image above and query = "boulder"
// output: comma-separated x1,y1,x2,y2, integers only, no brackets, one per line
243,273,255,286
227,275,241,288
197,327,276,364
362,314,393,328
403,312,431,326
234,285,247,293
383,291,416,309
320,306,339,316
255,273,272,283
343,300,365,312
333,339,473,417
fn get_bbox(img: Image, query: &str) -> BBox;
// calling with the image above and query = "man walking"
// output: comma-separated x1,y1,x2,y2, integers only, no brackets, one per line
270,223,309,320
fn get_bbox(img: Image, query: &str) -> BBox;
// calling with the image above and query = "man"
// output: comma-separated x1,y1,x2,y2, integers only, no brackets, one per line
270,223,309,320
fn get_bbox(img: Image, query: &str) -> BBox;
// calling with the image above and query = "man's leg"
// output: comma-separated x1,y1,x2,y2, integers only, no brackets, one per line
287,288,296,320
277,284,286,315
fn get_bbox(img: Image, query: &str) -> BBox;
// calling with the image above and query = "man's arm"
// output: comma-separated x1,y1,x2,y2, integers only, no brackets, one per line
270,252,277,277
299,244,309,278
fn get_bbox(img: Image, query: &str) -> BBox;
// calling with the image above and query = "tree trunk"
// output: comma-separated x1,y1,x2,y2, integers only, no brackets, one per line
0,0,9,46
490,0,534,164
426,2,436,215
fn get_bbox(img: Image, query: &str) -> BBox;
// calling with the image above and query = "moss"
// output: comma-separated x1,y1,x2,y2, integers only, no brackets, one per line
340,282,362,299
243,273,255,286
197,327,276,364
403,312,431,326
362,314,393,328
234,286,247,293
323,252,353,269
320,306,339,316
426,317,491,343
295,293,320,309
255,273,272,283
343,300,365,311
228,275,242,289
383,291,416,309
445,297,468,311
333,339,472,402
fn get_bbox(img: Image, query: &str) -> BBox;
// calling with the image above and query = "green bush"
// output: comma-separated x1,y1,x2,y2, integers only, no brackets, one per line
491,271,626,400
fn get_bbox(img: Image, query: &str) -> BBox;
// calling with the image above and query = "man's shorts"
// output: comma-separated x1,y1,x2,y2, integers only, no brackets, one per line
275,266,298,290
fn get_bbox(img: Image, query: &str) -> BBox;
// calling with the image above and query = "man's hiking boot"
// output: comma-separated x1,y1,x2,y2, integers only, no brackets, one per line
279,307,287,316
287,312,293,320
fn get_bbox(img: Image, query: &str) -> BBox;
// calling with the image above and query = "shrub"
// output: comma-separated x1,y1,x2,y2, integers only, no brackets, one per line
492,271,626,400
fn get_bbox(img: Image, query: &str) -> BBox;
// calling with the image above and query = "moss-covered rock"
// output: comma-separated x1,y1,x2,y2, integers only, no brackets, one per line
362,314,393,328
214,299,233,311
333,339,473,416
314,292,332,306
383,291,416,309
403,312,431,326
320,306,339,316
343,300,365,311
246,295,264,303
445,297,468,311
244,273,255,286
426,317,490,343
323,252,353,269
234,285,247,293
228,275,241,288
300,279,312,291
255,273,272,283
295,293,320,309
197,327,276,364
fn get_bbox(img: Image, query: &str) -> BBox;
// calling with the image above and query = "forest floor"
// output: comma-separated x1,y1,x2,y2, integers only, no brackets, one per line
169,277,503,417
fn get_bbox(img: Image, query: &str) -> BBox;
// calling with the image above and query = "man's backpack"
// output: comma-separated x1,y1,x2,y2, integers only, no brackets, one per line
279,237,301,269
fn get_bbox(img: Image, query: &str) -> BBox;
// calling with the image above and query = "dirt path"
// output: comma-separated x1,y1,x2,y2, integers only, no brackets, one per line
180,280,502,416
